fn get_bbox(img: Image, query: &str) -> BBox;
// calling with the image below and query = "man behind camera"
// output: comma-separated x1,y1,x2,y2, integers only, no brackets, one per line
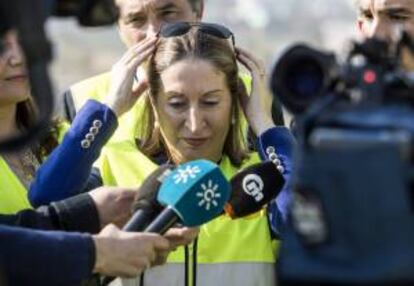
355,0,414,70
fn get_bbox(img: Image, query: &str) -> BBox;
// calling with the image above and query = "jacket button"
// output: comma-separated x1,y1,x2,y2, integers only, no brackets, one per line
81,139,91,149
272,158,281,166
269,153,279,161
266,146,276,155
85,133,95,142
93,120,103,128
89,126,99,135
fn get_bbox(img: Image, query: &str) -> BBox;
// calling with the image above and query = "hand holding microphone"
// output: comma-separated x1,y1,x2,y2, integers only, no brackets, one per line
101,160,228,285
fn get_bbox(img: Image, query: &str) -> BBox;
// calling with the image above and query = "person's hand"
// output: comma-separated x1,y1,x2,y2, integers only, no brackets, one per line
236,47,275,135
151,227,200,266
92,224,170,277
88,187,136,228
104,36,158,117
164,227,199,249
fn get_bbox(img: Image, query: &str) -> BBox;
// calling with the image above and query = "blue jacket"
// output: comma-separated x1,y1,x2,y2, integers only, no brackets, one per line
257,127,295,237
0,224,94,286
29,100,118,207
30,100,295,235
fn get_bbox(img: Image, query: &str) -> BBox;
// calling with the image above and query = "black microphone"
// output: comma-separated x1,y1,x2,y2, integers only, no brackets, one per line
224,161,285,218
123,164,174,232
101,164,175,286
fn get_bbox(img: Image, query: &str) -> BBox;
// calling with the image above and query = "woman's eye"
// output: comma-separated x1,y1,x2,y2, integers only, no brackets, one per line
203,100,219,106
168,101,185,108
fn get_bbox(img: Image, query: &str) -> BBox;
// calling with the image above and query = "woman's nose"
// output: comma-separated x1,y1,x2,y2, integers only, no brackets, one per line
7,41,23,67
185,107,205,133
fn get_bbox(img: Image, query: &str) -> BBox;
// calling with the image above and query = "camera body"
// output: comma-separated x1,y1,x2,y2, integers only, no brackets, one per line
272,37,414,284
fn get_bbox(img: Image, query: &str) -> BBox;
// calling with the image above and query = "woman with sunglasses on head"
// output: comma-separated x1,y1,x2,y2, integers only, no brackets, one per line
93,23,293,286
29,22,293,286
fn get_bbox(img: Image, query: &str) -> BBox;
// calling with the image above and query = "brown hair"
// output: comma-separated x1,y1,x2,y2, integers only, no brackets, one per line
139,27,249,166
15,97,59,161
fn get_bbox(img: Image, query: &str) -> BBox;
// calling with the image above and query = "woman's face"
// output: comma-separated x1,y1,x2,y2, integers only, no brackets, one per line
154,58,233,164
0,30,29,107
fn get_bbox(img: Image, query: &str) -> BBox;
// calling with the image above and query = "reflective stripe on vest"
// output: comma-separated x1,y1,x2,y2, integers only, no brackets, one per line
0,157,32,214
95,142,278,286
116,263,276,286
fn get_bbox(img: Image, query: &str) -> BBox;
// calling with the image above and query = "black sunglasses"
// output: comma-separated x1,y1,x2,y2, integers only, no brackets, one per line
159,22,235,47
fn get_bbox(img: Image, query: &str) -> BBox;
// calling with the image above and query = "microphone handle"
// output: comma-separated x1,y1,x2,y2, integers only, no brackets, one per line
144,207,178,234
123,209,155,232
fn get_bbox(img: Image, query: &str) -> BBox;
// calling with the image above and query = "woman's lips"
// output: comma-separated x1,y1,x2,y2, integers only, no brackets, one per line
5,75,27,82
182,138,208,147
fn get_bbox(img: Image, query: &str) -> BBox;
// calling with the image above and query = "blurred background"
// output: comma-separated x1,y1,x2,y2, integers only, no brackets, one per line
48,0,358,113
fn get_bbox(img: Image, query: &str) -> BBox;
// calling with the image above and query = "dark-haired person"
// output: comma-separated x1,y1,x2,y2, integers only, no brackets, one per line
0,30,62,214
354,0,414,70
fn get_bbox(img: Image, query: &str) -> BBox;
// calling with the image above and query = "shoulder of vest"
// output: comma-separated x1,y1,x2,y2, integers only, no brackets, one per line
69,72,111,109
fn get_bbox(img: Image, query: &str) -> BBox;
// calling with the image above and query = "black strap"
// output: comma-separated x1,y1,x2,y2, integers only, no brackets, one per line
192,237,198,286
184,245,189,286
139,272,145,286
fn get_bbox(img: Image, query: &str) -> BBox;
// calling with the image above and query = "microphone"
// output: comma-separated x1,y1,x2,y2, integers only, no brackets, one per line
144,159,231,234
224,161,285,218
123,164,174,232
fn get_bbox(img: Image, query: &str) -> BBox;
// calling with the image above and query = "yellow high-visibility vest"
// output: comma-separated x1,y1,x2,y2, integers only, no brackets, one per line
95,140,277,286
0,157,32,214
70,72,276,286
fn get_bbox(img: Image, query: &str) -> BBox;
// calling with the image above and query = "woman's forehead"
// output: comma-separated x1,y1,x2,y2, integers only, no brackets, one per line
159,58,229,94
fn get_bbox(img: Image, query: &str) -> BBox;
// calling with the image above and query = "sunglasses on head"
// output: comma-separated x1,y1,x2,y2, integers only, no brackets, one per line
159,22,235,47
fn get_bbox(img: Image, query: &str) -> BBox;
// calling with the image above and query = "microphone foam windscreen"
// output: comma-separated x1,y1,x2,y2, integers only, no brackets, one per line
131,164,174,214
226,161,285,218
157,159,230,226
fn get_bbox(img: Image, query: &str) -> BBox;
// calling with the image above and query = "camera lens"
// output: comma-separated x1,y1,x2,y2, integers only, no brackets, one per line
286,58,324,99
270,45,336,114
